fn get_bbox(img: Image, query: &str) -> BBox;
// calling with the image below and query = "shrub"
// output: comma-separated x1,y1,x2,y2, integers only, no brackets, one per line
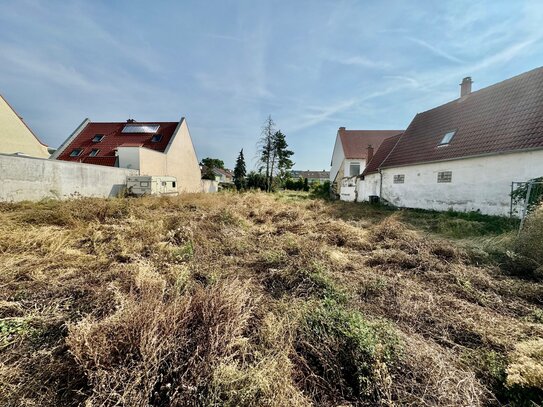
294,298,400,404
515,206,543,268
506,339,543,405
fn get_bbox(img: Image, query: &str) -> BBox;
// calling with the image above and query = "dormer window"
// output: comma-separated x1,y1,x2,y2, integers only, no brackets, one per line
70,148,83,157
438,131,456,146
151,134,163,142
92,134,105,142
89,149,100,157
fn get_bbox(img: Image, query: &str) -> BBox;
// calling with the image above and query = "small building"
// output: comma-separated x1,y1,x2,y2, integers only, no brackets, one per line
127,176,178,196
330,128,403,200
360,67,543,216
290,170,330,184
0,94,50,158
51,118,202,193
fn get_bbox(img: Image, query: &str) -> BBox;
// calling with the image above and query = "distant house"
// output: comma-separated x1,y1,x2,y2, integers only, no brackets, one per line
51,118,202,192
330,128,403,200
201,166,234,183
290,170,330,184
0,94,50,158
213,167,234,184
360,67,543,216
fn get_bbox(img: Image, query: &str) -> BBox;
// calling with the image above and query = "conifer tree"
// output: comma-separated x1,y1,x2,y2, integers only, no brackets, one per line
233,149,247,191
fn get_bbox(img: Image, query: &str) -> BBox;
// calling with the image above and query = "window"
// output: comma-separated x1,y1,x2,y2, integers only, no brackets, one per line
140,181,149,187
437,171,452,183
172,181,176,188
122,124,160,133
70,148,83,157
89,149,100,157
92,134,105,142
151,134,163,142
438,131,456,146
161,181,167,186
393,174,405,184
349,163,361,177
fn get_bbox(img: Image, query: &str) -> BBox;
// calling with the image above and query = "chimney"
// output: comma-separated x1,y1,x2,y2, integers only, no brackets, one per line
366,144,374,163
460,77,473,97
339,126,346,131
127,118,136,123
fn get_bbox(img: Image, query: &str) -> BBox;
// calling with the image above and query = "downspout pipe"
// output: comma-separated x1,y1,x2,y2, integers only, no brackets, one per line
379,169,383,202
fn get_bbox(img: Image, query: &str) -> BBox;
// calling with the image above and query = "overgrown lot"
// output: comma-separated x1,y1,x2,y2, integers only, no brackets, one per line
0,192,542,406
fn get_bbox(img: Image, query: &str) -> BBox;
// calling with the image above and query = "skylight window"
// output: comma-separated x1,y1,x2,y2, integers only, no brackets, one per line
151,134,163,142
92,134,105,142
70,148,83,157
89,149,100,157
122,124,160,133
439,131,456,146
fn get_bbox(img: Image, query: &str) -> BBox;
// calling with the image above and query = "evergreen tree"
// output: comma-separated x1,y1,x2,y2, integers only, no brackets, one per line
233,149,247,191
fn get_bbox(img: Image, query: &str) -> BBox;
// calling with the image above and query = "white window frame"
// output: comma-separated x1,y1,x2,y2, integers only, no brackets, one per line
348,162,361,177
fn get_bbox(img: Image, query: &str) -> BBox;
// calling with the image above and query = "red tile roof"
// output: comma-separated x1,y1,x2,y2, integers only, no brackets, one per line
381,67,543,168
362,133,402,176
339,129,404,159
56,121,179,166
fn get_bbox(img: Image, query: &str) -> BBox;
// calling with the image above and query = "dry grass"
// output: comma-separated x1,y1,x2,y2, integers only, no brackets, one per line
0,192,542,406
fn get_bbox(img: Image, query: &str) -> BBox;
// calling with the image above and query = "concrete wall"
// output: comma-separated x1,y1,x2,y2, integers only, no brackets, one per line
0,154,138,202
378,149,543,216
201,179,219,193
0,95,50,158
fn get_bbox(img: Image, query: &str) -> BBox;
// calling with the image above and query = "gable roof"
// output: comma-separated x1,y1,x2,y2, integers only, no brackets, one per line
338,128,404,159
362,133,402,176
291,170,330,179
0,94,50,158
55,120,180,166
381,66,543,168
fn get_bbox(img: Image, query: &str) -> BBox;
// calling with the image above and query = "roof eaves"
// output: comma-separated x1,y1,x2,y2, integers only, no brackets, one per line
379,146,543,169
0,93,49,148
51,118,91,160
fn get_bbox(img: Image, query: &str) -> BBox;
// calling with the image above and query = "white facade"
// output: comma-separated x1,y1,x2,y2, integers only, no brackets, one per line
357,172,381,202
126,176,178,196
364,149,543,216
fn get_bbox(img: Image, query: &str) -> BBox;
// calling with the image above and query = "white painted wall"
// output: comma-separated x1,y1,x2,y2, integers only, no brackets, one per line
378,149,543,216
357,172,380,202
0,154,138,202
330,135,344,182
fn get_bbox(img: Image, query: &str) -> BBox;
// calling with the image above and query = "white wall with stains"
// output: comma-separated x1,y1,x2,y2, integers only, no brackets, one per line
376,149,543,216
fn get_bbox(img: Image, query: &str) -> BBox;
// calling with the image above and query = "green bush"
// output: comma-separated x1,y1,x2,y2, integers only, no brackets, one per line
295,298,400,404
515,207,543,269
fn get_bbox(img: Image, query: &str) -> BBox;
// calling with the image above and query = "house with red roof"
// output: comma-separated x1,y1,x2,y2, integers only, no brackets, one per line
359,67,543,216
330,128,403,200
51,117,202,193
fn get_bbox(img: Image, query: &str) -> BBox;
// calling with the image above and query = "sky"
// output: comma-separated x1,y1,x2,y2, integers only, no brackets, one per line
1,0,543,170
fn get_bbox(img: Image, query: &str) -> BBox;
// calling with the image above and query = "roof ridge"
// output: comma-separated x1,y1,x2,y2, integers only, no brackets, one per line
416,65,543,116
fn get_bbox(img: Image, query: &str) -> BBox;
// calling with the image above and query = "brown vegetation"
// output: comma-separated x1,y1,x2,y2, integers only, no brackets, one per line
0,193,542,406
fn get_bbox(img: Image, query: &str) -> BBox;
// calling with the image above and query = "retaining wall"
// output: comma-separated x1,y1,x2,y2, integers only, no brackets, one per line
0,154,139,202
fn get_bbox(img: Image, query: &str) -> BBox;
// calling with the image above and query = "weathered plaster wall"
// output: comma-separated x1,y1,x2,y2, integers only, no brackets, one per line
379,150,543,216
0,154,138,202
357,172,380,202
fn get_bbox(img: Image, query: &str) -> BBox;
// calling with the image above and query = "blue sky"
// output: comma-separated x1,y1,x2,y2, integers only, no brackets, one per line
1,0,543,170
